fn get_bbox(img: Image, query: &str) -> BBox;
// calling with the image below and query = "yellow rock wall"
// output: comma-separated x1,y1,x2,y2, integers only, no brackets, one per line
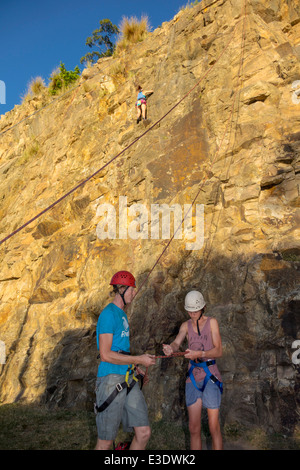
0,0,299,433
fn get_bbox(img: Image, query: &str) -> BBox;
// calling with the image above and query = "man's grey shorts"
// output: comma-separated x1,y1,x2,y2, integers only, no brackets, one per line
95,374,149,441
185,379,222,409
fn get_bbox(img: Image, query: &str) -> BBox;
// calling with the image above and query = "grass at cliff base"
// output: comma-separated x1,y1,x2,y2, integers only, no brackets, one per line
0,404,299,450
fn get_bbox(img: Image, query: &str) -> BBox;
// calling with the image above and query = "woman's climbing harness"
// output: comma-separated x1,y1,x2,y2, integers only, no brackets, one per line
138,350,223,396
187,359,223,394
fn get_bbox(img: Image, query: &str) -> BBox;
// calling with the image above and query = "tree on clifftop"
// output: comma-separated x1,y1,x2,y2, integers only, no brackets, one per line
80,19,119,65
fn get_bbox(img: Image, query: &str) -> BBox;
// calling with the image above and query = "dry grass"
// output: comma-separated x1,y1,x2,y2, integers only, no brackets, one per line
115,15,150,54
21,76,47,104
29,76,46,95
109,61,128,86
0,404,95,450
16,140,40,167
1,403,299,450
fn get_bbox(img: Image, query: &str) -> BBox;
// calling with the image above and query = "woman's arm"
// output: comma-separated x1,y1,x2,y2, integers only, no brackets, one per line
184,318,222,361
163,322,188,356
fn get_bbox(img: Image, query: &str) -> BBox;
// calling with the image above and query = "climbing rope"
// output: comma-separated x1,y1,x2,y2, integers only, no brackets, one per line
137,0,248,387
198,0,248,281
135,0,246,385
0,0,234,140
136,2,248,296
154,351,186,360
0,17,242,248
1,0,248,400
0,60,115,139
139,351,187,386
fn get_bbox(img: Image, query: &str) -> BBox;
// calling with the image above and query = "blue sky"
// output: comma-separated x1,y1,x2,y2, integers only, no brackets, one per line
0,0,190,116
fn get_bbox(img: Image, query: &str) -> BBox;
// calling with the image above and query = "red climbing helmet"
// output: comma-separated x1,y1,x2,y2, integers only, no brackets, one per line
110,271,136,288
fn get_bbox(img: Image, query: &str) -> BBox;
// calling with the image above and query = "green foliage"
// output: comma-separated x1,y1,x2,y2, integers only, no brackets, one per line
80,19,119,65
59,63,81,87
180,0,200,11
49,62,81,95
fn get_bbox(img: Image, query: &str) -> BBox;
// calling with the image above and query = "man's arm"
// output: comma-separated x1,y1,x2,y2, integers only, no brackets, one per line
99,333,156,368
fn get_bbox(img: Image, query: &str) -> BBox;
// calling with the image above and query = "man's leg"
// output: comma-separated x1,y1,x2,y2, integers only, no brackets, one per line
94,375,124,450
124,381,151,450
130,426,151,450
95,438,113,450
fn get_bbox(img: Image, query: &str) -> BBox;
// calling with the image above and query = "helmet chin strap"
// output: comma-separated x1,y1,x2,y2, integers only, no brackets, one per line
119,286,129,307
197,311,203,337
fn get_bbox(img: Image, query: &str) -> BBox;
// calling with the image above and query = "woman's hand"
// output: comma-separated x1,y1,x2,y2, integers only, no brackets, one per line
162,344,173,356
184,349,202,361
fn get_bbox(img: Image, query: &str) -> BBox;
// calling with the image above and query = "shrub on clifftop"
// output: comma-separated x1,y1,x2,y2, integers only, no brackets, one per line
49,62,81,95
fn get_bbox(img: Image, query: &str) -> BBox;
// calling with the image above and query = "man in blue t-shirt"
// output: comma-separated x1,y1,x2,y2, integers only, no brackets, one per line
94,271,156,450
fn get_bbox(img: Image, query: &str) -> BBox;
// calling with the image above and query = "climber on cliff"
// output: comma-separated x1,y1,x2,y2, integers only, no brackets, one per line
94,271,156,451
163,290,223,450
135,85,153,123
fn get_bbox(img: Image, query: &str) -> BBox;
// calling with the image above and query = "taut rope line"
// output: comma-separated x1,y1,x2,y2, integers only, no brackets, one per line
136,9,247,296
0,18,241,248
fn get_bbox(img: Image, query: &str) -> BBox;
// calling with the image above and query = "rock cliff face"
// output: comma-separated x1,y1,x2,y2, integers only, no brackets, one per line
0,0,299,436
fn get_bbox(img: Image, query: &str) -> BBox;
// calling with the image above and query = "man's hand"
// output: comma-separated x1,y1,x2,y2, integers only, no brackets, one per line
138,354,156,368
135,366,149,386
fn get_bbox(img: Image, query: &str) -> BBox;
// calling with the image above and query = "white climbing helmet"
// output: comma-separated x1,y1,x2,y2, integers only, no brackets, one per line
184,290,206,312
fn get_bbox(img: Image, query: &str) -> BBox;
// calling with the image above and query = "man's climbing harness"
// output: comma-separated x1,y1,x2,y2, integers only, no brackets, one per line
94,354,146,415
187,359,223,394
94,350,187,415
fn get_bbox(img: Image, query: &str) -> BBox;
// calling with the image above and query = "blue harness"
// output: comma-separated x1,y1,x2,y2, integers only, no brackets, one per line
187,359,223,394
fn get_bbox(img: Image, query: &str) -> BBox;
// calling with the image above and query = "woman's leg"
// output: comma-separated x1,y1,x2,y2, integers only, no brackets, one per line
141,103,147,119
187,399,203,450
207,408,223,450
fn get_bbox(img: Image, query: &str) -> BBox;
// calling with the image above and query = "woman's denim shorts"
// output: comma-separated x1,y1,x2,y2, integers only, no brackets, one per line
185,379,222,409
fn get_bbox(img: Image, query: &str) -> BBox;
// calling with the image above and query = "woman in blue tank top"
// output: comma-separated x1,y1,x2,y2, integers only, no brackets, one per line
135,85,153,123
